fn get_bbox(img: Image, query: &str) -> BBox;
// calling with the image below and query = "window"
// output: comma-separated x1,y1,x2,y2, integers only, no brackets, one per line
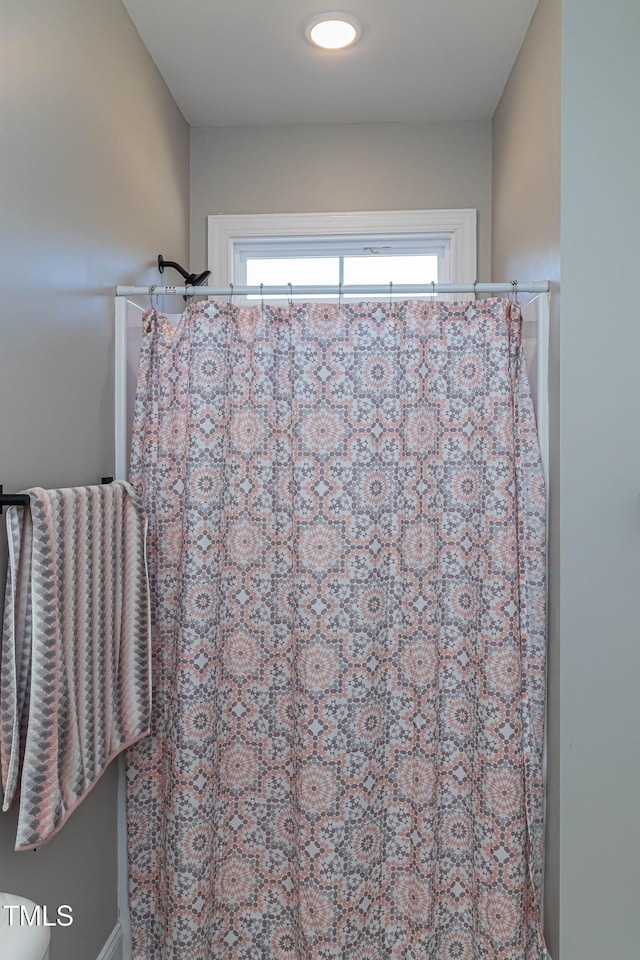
208,209,476,302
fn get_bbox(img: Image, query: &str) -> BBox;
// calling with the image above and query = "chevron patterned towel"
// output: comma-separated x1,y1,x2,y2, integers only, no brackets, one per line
0,481,151,850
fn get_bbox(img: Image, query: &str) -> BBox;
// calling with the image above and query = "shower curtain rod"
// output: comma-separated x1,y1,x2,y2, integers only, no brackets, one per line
115,281,550,297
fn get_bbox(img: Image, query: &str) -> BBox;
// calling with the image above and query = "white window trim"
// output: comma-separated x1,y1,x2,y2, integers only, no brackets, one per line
207,209,477,292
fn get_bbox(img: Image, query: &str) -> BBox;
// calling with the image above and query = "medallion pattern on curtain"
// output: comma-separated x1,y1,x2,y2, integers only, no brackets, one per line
126,298,547,960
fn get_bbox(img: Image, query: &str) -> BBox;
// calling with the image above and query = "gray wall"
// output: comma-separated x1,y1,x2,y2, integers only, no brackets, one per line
190,121,492,280
0,2,189,959
560,1,640,957
491,0,561,956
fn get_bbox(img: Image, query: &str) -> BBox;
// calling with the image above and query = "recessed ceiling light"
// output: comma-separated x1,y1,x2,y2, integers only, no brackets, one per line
305,13,362,50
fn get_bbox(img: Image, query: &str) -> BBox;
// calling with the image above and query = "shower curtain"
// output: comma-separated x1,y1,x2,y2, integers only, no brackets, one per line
126,298,547,960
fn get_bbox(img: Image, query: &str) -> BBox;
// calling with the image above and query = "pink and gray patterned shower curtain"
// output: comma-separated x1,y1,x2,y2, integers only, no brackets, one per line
127,298,547,960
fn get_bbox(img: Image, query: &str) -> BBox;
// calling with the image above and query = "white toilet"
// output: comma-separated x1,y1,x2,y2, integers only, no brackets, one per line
0,893,50,960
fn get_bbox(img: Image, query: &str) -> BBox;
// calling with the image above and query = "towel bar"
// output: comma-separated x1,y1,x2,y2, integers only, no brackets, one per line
0,478,114,514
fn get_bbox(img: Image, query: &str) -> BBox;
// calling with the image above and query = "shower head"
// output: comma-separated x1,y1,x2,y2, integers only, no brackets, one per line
189,270,211,287
157,255,211,299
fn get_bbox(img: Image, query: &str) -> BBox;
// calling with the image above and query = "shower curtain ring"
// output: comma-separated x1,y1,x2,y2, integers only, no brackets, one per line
260,283,264,313
228,283,234,305
431,281,436,300
389,281,393,307
338,281,343,312
473,280,478,302
288,283,293,308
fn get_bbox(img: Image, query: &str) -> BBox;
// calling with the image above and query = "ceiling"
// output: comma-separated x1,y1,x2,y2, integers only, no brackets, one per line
122,0,539,128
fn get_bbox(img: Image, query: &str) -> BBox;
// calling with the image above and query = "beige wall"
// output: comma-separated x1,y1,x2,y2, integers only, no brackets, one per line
190,121,492,280
491,0,561,956
0,2,189,959
560,1,640,957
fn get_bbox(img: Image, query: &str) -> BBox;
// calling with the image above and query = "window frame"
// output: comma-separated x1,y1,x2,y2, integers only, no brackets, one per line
207,209,477,303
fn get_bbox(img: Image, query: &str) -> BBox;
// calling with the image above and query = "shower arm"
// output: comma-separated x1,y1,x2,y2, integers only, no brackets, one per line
157,255,211,290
